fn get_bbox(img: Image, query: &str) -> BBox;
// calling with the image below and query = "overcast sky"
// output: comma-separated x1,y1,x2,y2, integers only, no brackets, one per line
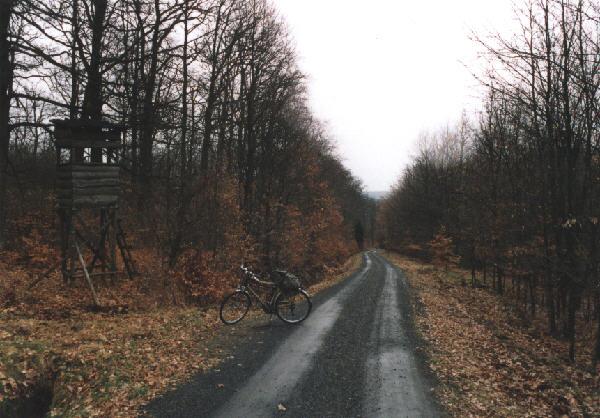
273,0,517,192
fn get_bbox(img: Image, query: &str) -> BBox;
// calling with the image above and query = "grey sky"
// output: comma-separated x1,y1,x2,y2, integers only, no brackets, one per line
274,0,517,191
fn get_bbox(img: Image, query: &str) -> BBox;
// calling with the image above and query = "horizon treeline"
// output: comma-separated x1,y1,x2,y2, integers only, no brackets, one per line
0,0,374,299
379,0,600,365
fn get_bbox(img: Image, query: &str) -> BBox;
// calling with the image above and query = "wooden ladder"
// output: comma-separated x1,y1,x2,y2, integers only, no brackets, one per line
116,219,138,279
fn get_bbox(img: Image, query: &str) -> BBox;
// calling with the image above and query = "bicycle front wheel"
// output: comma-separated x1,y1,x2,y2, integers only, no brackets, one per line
220,291,251,325
275,290,312,324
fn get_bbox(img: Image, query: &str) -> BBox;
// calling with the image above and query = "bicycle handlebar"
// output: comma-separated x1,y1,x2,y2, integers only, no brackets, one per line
240,265,276,287
240,265,258,281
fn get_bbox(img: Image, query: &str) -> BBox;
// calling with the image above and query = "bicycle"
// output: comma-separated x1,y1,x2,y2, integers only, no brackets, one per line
219,265,312,325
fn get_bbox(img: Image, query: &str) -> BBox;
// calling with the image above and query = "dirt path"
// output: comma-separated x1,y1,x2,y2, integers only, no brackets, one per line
145,251,441,417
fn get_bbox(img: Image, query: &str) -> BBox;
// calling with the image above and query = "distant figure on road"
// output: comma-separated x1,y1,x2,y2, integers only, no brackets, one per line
354,221,365,250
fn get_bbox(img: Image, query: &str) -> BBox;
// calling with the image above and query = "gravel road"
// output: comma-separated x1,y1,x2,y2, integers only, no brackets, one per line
145,251,442,418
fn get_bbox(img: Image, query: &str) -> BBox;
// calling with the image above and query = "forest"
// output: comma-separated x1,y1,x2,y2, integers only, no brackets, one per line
378,0,600,366
4,0,600,415
0,0,374,306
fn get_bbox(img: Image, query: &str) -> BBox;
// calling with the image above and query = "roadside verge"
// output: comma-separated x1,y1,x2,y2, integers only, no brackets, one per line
384,251,599,417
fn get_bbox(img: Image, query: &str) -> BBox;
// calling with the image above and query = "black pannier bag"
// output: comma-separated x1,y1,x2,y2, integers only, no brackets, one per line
272,270,302,294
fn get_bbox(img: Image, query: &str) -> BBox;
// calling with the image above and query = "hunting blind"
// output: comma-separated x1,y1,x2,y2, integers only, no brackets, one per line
53,119,137,303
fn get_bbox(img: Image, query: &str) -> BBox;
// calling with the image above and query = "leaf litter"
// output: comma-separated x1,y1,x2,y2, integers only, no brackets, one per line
0,253,363,417
385,252,599,417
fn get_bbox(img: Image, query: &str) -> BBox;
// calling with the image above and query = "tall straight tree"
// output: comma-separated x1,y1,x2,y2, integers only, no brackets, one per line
0,0,15,249
81,0,107,121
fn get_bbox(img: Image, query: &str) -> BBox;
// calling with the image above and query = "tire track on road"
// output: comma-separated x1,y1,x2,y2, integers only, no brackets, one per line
281,251,386,417
146,251,441,418
363,254,439,417
211,254,375,418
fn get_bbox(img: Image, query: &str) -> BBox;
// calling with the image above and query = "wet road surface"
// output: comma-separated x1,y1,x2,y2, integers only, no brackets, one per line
145,251,441,418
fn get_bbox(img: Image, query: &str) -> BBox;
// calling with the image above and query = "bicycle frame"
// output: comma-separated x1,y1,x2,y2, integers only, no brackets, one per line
239,267,280,313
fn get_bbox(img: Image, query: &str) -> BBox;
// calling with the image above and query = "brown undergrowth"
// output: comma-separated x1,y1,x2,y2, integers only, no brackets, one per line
306,252,363,295
0,251,363,417
384,252,600,418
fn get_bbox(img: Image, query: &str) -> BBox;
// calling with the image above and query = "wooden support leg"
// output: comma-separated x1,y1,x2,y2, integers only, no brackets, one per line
109,209,117,274
75,238,100,307
99,209,107,274
61,209,77,285
67,211,78,285
75,212,110,273
59,209,70,283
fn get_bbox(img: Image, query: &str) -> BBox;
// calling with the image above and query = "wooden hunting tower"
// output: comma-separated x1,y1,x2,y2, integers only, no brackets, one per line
53,119,136,297
54,119,122,208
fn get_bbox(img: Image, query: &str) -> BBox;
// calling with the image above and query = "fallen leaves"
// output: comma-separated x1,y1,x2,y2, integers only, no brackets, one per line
0,251,364,417
0,307,224,417
385,252,600,418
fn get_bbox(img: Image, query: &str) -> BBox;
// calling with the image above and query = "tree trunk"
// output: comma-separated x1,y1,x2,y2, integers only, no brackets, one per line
529,276,536,317
168,1,190,268
200,73,217,173
594,288,600,368
70,0,79,119
483,262,487,285
137,0,162,207
568,287,580,362
81,0,107,121
0,0,14,249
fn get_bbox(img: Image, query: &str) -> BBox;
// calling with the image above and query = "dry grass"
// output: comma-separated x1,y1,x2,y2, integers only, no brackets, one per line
384,251,600,418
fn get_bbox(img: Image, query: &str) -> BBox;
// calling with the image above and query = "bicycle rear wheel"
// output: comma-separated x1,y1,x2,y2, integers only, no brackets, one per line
220,291,251,325
275,290,312,324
